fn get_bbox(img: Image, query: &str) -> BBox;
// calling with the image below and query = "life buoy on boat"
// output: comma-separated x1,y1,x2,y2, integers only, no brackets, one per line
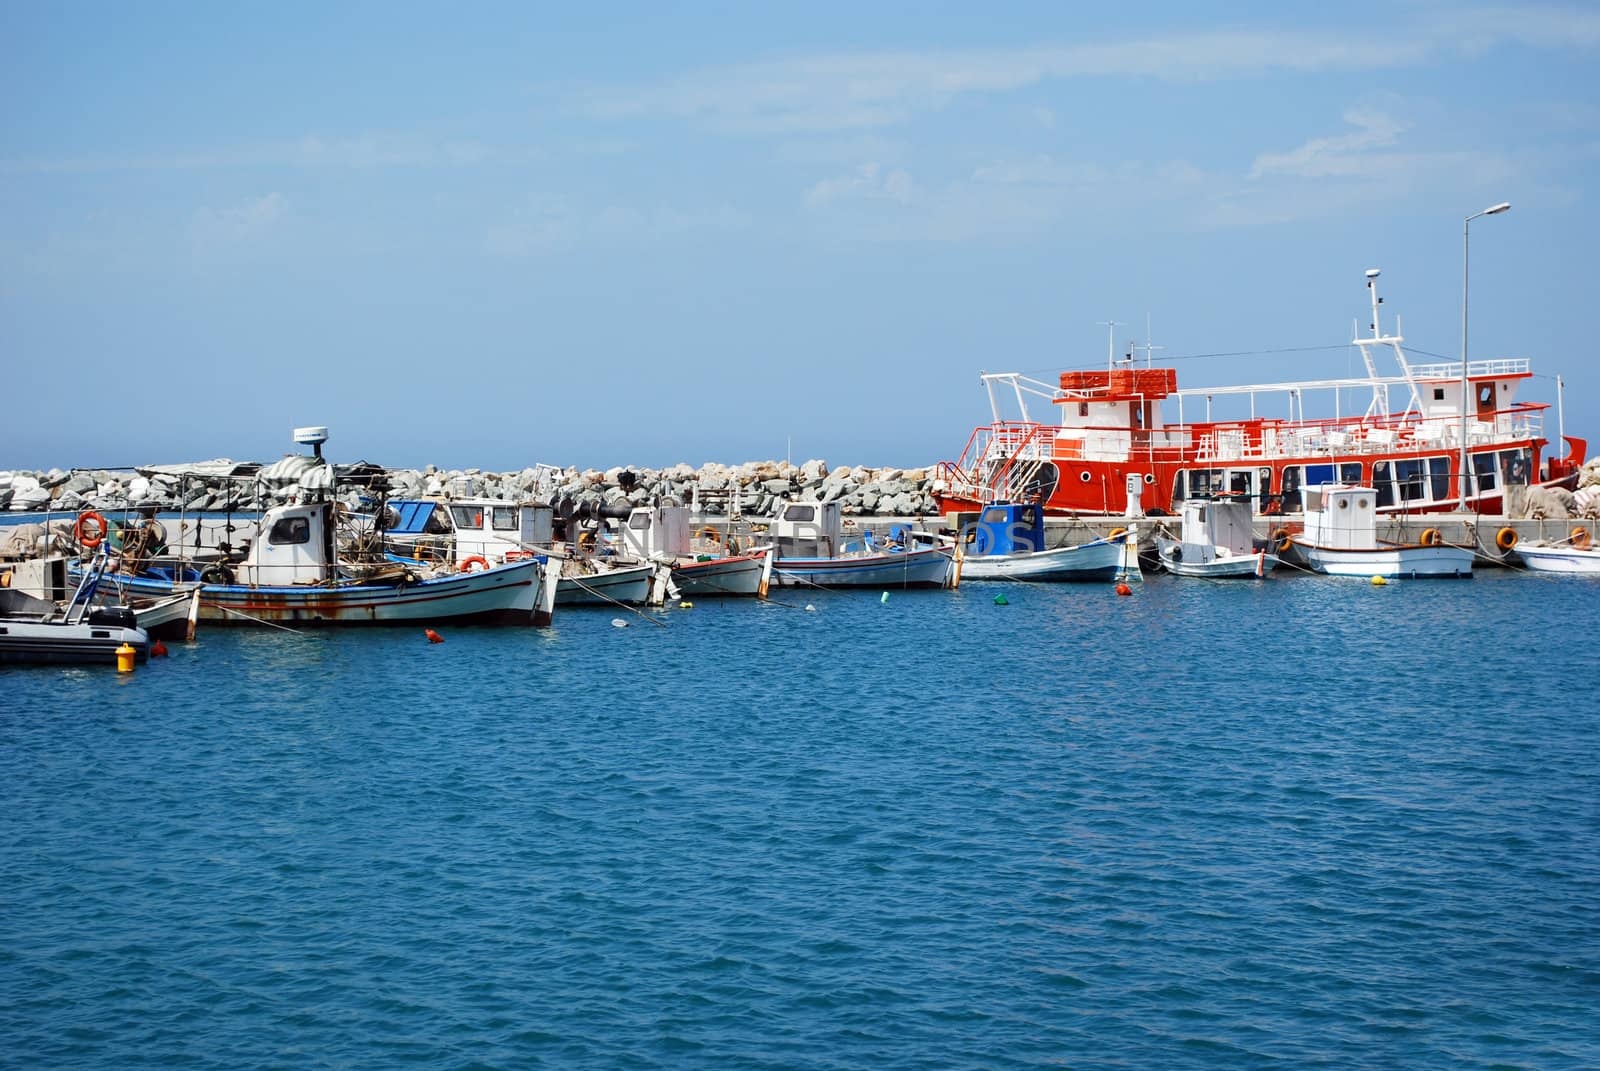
577,531,596,551
1495,527,1519,551
1273,528,1293,553
1572,527,1593,550
74,510,108,548
699,526,721,544
1418,528,1442,547
459,555,490,573
1106,527,1127,541
200,564,233,586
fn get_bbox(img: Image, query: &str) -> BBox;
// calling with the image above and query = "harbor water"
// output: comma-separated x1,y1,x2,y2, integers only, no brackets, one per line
3,573,1597,1069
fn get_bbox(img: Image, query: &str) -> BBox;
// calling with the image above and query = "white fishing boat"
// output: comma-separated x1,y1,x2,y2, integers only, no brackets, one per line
952,502,1138,582
95,429,550,625
767,502,953,589
621,506,773,598
1289,484,1473,579
1508,527,1600,574
379,497,561,622
1157,498,1275,578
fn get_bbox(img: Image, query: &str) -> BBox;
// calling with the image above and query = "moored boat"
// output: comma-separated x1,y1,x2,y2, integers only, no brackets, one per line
766,502,952,589
934,269,1585,519
1289,485,1473,579
1509,527,1600,574
1157,498,1275,578
952,502,1138,582
0,551,150,665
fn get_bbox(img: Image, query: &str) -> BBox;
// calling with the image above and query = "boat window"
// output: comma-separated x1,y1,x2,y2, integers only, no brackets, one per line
783,505,815,522
1433,387,1446,401
1078,402,1089,418
628,512,651,530
423,509,451,535
1183,469,1223,498
1500,449,1530,486
492,507,518,531
1395,459,1426,503
1373,461,1395,508
1018,506,1039,529
1305,464,1334,487
1339,463,1363,484
1427,457,1452,501
450,506,484,530
267,516,311,545
1279,466,1303,513
981,507,1009,524
1472,453,1498,492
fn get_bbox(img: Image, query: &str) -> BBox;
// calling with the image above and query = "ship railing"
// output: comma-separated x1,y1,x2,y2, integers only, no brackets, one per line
1409,358,1531,379
936,422,1060,505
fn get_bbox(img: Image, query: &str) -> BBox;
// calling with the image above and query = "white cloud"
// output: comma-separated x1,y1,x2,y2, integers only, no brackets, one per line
572,8,1600,135
188,193,289,248
804,162,916,206
1249,110,1409,179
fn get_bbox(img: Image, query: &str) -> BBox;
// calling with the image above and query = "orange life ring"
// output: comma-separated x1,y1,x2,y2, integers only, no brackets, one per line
459,555,490,573
1495,527,1518,551
1272,527,1293,553
1106,527,1128,541
577,531,596,551
699,526,721,544
74,511,108,548
1572,527,1593,551
1419,528,1442,547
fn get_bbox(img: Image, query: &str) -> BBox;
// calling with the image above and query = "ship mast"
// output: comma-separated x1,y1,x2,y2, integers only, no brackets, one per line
1354,269,1422,424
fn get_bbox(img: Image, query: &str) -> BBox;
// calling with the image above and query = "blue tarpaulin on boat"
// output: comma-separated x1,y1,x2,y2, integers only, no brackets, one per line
386,501,437,535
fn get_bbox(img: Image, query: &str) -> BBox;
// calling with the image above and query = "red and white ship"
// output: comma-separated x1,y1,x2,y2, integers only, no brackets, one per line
934,270,1587,518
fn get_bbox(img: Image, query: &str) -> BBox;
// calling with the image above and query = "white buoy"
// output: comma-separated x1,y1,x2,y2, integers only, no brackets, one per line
611,618,630,628
804,604,816,612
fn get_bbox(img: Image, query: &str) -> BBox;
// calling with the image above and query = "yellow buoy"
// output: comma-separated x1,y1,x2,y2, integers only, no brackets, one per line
1370,575,1388,587
115,642,137,672
678,601,693,609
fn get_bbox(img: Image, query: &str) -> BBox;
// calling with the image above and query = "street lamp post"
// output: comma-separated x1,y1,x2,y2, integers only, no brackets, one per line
1458,201,1512,511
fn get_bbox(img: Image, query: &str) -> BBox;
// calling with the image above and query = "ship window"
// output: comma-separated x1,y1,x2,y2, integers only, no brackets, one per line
492,507,518,531
1079,471,1091,483
1305,464,1335,489
1142,473,1155,484
1340,463,1363,484
1184,469,1223,498
1018,506,1039,529
267,516,310,545
1500,449,1530,486
1434,387,1446,401
981,507,1009,524
1280,466,1303,513
450,506,484,530
1373,461,1395,508
1395,459,1427,502
1427,457,1452,501
782,504,815,522
1472,453,1498,492
1337,498,1349,510
628,512,651,530
1078,402,1089,418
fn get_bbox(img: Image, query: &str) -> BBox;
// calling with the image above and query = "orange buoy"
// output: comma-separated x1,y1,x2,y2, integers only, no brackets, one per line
1115,582,1132,596
151,639,169,657
424,628,444,644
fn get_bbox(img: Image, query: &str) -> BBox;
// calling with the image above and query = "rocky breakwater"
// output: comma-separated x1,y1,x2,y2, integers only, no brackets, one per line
0,458,945,518
386,459,943,518
1518,457,1600,520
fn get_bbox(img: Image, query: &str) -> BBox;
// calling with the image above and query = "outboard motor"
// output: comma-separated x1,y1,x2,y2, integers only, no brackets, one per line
86,605,138,629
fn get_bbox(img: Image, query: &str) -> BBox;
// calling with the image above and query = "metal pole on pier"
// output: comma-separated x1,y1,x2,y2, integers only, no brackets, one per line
1458,201,1511,511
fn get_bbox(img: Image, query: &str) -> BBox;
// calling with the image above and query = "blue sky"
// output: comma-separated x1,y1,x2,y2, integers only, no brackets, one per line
3,2,1597,471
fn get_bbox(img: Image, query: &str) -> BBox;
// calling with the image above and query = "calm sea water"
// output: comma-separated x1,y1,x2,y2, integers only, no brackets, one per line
3,572,1597,1070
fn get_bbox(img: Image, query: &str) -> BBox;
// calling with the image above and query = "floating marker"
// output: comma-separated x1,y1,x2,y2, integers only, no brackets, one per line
804,604,816,612
1370,575,1388,586
424,628,445,644
150,639,169,657
115,642,136,673
678,601,693,609
1115,582,1132,597
993,593,1009,605
611,618,630,628
880,591,889,604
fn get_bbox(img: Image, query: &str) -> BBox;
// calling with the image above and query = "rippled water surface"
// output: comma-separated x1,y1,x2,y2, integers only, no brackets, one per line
3,572,1597,1069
